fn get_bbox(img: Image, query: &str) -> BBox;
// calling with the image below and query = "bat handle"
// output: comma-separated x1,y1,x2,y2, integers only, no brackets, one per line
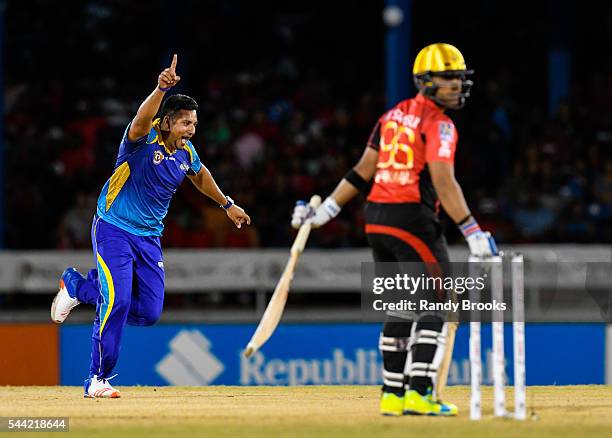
308,194,322,209
291,195,321,254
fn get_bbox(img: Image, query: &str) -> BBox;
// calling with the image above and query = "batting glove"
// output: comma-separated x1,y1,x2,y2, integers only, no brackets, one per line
291,201,309,229
291,197,341,229
459,217,498,257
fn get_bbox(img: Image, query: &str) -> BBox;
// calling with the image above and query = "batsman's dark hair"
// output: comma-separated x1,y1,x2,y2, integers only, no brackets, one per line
159,94,198,121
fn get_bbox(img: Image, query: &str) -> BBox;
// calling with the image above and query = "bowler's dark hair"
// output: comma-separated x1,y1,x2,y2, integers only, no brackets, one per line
159,94,198,121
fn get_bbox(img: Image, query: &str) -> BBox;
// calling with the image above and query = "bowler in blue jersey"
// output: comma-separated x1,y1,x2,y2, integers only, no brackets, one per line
51,54,251,398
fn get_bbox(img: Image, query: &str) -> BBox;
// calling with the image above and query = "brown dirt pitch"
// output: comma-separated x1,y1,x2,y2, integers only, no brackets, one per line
1,385,611,437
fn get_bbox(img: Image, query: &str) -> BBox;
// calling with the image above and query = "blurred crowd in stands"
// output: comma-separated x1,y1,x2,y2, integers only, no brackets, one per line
5,1,611,250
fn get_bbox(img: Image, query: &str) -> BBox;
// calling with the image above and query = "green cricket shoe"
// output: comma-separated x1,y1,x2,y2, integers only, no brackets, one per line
403,390,458,416
426,393,458,417
380,392,405,417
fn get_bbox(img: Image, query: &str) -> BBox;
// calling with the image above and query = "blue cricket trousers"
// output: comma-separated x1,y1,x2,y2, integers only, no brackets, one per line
73,215,165,378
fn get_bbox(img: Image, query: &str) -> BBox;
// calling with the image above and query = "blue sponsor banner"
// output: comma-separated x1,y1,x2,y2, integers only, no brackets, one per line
60,323,606,386
451,324,606,386
60,324,381,386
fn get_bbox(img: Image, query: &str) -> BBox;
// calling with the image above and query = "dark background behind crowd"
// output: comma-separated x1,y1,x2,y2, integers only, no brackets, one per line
5,0,612,250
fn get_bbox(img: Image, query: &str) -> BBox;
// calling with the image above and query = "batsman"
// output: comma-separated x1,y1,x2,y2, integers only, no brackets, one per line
51,54,251,398
292,43,497,416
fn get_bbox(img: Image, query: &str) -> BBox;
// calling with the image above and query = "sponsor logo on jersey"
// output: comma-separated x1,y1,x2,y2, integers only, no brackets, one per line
180,163,190,172
438,140,452,158
438,122,455,142
153,150,164,165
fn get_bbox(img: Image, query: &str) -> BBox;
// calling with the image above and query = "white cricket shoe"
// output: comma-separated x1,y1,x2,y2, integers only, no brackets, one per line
51,277,80,323
84,375,121,398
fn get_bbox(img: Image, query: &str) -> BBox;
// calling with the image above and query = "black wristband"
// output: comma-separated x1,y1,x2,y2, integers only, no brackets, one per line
344,169,368,192
457,214,473,226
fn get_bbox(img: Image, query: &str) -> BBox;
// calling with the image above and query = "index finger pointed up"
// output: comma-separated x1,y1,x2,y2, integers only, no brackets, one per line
170,54,178,71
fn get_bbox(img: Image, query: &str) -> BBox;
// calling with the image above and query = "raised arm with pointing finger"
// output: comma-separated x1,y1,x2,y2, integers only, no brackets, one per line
129,54,181,142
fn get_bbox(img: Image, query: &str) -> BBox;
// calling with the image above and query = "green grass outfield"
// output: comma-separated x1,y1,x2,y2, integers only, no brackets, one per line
1,385,611,437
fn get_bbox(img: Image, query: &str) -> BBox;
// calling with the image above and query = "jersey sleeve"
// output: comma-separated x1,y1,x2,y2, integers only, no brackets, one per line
423,118,458,164
366,118,382,150
116,123,150,163
184,141,202,175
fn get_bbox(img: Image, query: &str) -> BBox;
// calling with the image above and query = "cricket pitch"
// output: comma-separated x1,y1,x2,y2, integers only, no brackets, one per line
1,385,611,437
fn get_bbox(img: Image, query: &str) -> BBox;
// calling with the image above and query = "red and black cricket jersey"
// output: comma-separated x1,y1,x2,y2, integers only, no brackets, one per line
366,94,458,211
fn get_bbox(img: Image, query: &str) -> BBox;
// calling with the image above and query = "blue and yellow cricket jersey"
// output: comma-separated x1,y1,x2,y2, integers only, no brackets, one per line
96,118,202,236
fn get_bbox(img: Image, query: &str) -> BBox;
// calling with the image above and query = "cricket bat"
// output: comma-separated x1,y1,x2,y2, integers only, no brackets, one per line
244,195,322,358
